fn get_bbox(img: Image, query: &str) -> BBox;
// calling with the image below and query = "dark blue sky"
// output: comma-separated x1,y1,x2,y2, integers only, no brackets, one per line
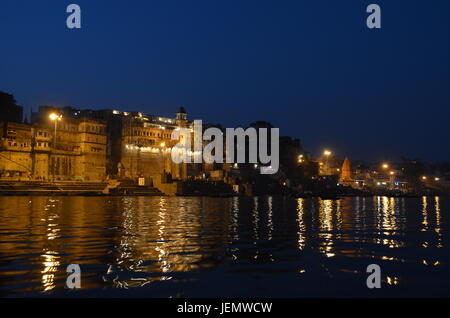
1,0,449,162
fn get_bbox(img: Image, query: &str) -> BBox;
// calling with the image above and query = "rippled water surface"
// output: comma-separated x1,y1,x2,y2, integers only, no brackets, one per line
0,196,449,297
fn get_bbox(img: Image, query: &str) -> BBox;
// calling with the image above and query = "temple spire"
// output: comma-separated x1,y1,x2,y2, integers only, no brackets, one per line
339,157,352,185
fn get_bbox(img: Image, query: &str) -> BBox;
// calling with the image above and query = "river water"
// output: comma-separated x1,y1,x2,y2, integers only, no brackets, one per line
0,195,449,297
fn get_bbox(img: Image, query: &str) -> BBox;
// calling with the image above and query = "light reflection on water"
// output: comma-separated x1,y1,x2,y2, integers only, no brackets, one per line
0,195,449,297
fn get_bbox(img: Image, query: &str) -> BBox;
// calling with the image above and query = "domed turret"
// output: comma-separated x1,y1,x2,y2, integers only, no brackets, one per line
176,106,187,125
177,106,186,115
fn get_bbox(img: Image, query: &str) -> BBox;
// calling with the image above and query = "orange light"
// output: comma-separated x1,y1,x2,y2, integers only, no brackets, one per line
49,113,62,121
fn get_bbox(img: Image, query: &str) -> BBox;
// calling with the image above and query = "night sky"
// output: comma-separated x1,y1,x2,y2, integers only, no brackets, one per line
1,0,449,162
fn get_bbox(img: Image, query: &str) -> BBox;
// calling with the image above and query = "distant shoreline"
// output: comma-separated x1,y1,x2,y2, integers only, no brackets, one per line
0,191,448,198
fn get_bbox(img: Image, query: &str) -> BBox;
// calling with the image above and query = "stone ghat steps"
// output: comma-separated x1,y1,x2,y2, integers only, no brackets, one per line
109,186,164,196
0,181,164,196
0,182,107,191
107,179,165,196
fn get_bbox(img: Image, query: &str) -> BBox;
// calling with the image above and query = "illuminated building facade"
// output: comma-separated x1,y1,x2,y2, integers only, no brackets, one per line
1,111,107,181
0,105,196,182
0,121,35,178
0,115,107,181
118,107,191,181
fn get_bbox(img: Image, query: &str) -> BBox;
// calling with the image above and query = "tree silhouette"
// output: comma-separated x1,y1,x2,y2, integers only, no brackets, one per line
0,91,23,123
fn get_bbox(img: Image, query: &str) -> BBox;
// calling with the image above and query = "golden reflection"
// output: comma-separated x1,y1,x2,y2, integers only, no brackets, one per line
45,199,61,241
229,196,239,260
253,197,260,240
267,196,274,261
267,196,274,241
318,199,335,258
435,197,443,248
356,197,367,232
386,276,399,285
354,197,361,231
375,196,382,231
253,197,260,259
335,199,342,232
310,198,316,228
375,196,402,248
41,198,62,292
107,196,220,288
381,197,390,231
0,196,236,293
156,196,171,277
41,250,60,292
297,198,306,250
231,196,239,239
435,196,441,230
338,197,356,245
422,260,441,266
421,196,428,232
1,195,449,295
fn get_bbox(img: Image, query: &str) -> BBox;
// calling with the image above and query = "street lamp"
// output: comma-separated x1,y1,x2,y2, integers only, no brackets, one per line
49,113,62,147
49,113,62,182
382,163,389,169
323,150,331,175
388,171,396,189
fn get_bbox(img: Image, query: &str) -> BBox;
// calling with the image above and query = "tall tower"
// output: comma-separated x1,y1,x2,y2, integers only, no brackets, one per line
174,106,188,180
339,157,352,185
176,106,187,128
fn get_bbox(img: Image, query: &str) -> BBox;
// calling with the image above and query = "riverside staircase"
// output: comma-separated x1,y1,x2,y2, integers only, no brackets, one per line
0,179,163,196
